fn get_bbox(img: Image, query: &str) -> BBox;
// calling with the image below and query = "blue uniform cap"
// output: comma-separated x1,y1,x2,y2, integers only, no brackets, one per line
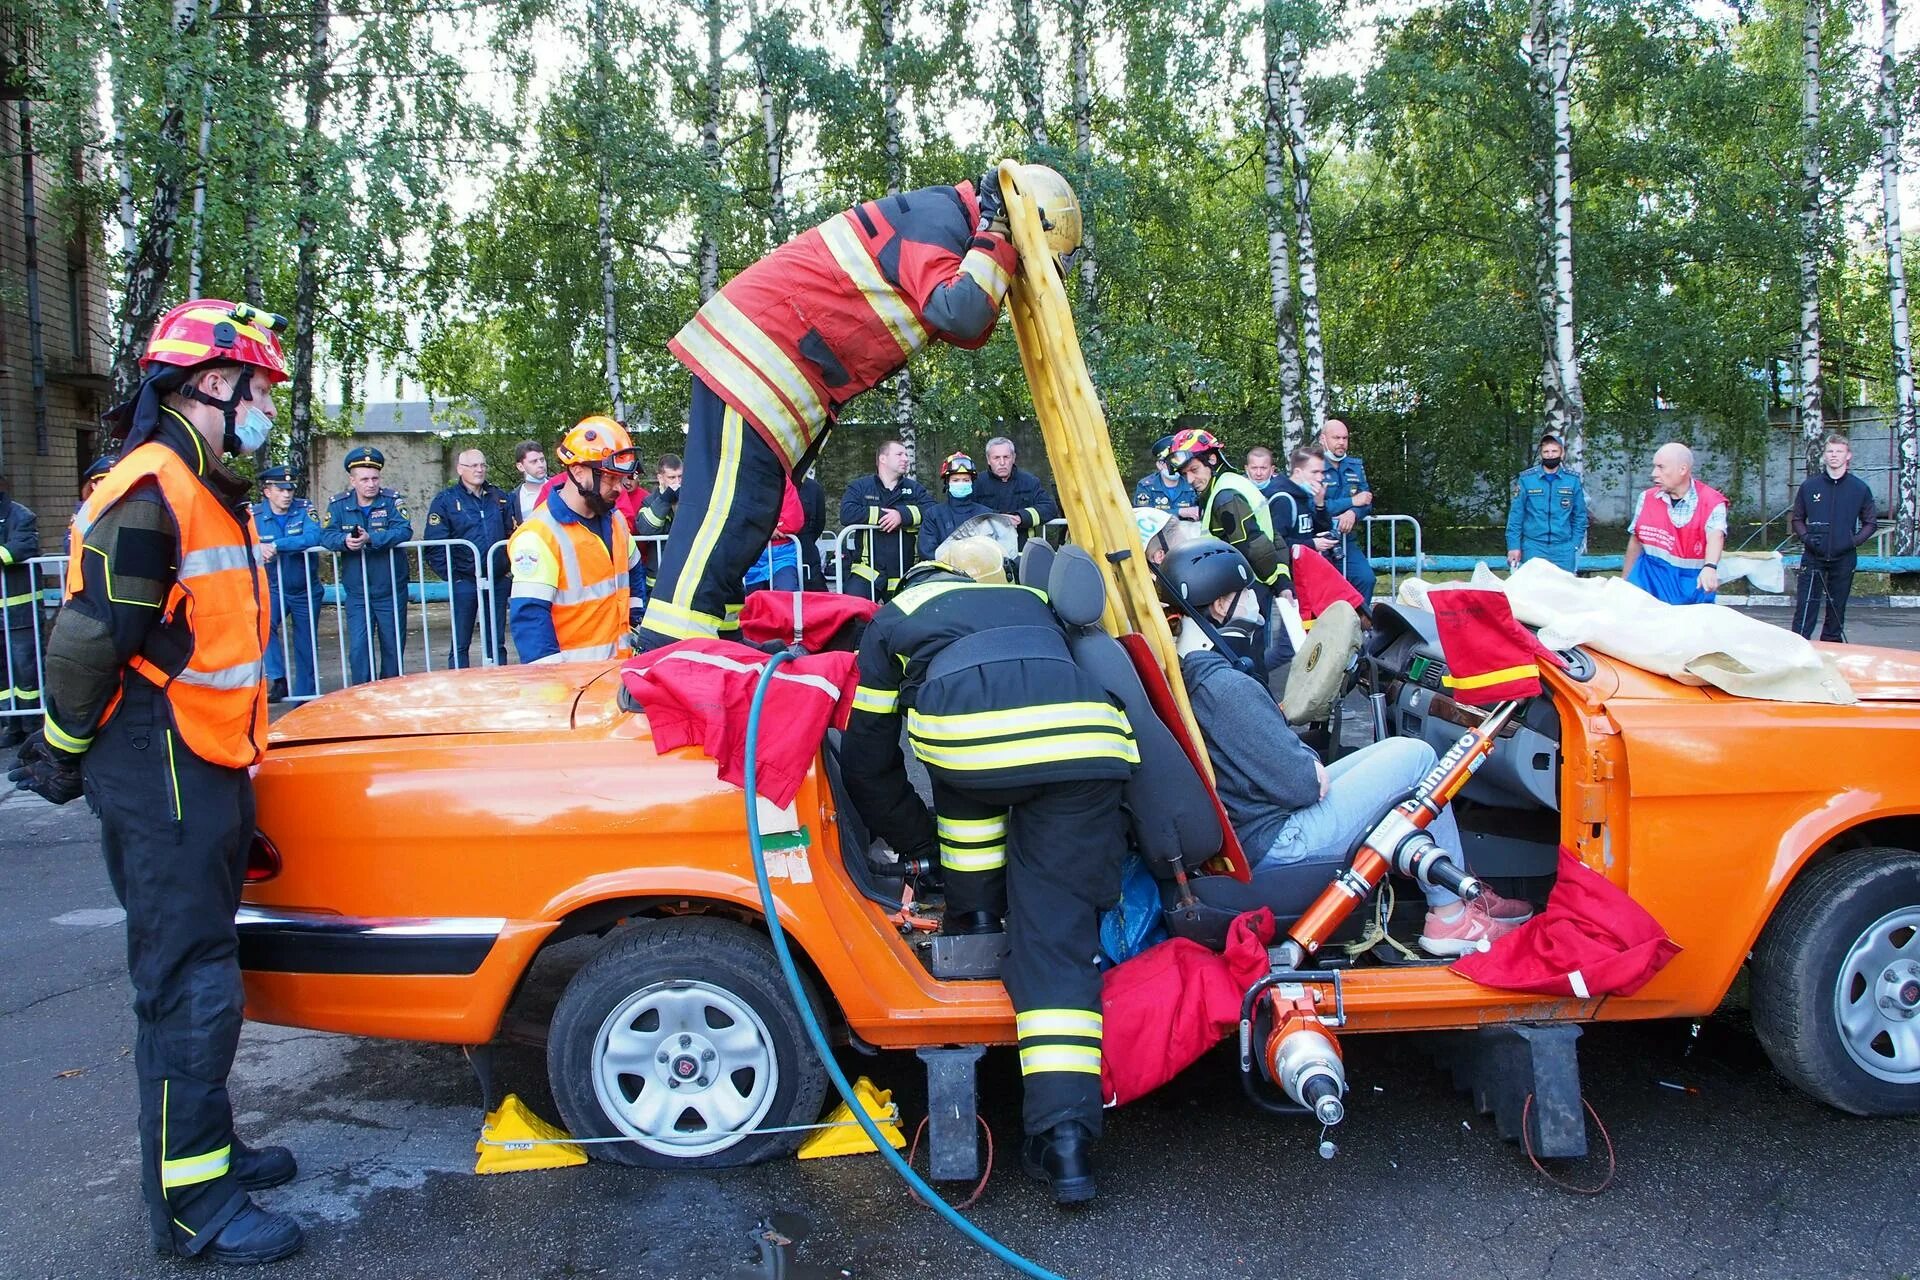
344,446,386,471
82,454,118,483
258,465,294,485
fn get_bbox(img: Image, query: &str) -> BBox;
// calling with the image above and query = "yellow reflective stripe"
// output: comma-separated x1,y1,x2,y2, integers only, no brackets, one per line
1015,1009,1104,1040
43,715,90,754
0,546,11,564
702,294,831,431
908,701,1130,740
851,685,898,714
147,337,211,359
181,306,270,343
959,246,1013,300
642,597,726,641
1442,664,1540,691
676,321,811,463
818,215,928,357
1,590,36,607
160,1143,232,1190
936,813,1007,840
1018,1044,1104,1075
910,732,1140,771
941,847,1007,872
4,686,41,700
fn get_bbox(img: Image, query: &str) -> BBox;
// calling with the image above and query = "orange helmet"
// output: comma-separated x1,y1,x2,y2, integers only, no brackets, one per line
1159,428,1223,471
556,415,640,475
142,299,290,384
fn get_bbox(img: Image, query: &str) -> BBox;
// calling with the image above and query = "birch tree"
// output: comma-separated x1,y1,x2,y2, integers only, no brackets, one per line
589,0,627,420
286,0,330,488
877,0,915,457
1069,0,1096,315
1280,29,1327,436
1012,0,1048,149
1261,1,1305,449
697,0,726,303
186,0,221,296
1878,0,1917,553
1528,0,1584,465
745,0,790,244
1797,0,1826,471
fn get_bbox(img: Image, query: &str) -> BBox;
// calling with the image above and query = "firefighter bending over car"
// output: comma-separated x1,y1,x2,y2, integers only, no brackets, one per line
636,163,1082,649
9,300,304,1265
507,416,646,664
839,533,1137,1205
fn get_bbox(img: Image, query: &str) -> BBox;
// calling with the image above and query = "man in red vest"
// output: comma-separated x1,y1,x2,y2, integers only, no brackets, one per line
1622,442,1728,605
636,165,1082,650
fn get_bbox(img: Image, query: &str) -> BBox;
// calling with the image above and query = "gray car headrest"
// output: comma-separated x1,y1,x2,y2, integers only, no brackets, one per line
1018,538,1056,590
1047,545,1107,628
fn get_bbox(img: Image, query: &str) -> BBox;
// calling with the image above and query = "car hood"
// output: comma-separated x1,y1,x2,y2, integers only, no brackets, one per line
269,663,618,744
1830,646,1920,702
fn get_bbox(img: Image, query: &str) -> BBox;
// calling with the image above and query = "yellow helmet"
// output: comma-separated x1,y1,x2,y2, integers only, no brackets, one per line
934,534,1009,584
1011,164,1082,269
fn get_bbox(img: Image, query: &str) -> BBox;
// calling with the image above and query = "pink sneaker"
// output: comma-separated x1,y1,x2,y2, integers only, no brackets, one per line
1418,900,1525,958
1474,886,1535,924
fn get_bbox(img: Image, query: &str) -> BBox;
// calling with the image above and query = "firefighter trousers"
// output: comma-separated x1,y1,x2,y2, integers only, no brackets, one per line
930,774,1127,1137
84,681,254,1255
637,377,788,648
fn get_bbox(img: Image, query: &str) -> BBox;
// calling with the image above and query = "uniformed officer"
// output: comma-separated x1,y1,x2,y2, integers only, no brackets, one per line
79,453,118,508
250,466,321,700
977,436,1062,545
11,298,303,1264
917,452,1007,559
424,448,515,667
1319,418,1375,600
1,475,40,749
1244,446,1282,500
839,439,927,601
319,446,414,684
839,535,1136,1205
1131,435,1199,518
1161,428,1292,679
1504,432,1588,574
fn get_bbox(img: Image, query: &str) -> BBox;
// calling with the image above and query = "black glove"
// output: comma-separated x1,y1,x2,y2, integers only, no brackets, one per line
974,169,1008,239
8,736,84,806
629,601,646,629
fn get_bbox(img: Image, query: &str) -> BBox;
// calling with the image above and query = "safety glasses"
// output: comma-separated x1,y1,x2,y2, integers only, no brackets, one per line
599,448,642,478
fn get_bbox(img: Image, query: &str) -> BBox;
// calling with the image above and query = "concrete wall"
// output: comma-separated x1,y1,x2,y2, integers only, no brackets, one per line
0,99,115,552
310,432,450,526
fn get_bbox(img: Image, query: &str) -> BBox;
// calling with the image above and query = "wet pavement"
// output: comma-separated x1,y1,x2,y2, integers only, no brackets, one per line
1,608,1915,1279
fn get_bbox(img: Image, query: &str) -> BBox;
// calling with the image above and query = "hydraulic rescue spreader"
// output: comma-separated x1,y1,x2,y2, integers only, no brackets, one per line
1241,700,1527,1143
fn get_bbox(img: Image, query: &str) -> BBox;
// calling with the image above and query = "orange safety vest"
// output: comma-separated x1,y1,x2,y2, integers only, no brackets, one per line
507,503,637,662
68,439,270,768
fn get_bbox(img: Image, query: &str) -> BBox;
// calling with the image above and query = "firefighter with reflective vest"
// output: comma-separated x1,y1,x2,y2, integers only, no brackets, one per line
839,534,1137,1205
507,416,645,664
7,300,305,1264
637,163,1082,649
1161,428,1293,677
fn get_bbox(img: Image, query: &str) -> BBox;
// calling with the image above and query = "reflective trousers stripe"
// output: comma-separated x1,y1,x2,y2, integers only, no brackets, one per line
910,733,1140,772
851,685,898,715
1017,1044,1103,1076
907,701,1131,740
1016,1009,1104,1040
160,1144,232,1190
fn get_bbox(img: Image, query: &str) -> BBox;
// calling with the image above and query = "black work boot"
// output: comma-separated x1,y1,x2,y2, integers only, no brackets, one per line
233,1141,298,1191
202,1201,304,1265
1022,1121,1096,1205
940,910,1001,936
267,678,290,704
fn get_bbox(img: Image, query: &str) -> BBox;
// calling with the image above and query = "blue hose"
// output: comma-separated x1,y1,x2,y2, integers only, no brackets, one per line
742,651,1067,1280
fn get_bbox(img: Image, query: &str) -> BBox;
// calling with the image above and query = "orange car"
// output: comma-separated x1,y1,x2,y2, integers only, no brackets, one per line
239,600,1920,1167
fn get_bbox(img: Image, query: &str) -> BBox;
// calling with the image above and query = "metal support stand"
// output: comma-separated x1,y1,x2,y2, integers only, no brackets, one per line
916,1045,987,1182
1434,1023,1587,1158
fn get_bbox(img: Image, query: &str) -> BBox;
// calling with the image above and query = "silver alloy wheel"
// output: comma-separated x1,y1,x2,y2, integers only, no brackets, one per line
1833,906,1920,1084
591,979,779,1158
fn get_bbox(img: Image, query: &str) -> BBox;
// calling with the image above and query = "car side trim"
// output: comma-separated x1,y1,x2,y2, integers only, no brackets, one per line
236,906,505,976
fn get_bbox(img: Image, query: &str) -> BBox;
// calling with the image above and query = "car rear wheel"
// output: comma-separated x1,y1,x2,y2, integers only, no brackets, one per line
546,916,828,1168
1752,846,1920,1116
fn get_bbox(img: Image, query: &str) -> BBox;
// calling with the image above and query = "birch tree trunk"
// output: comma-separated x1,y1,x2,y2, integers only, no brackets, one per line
1879,0,1918,554
239,0,268,307
1546,0,1585,466
111,0,202,402
187,0,221,297
1527,0,1564,443
1280,30,1326,437
746,0,788,243
1012,0,1047,149
590,0,626,421
1797,0,1826,473
105,0,139,287
1261,4,1304,450
879,0,914,458
288,0,330,492
1069,0,1096,316
17,99,51,454
698,0,724,303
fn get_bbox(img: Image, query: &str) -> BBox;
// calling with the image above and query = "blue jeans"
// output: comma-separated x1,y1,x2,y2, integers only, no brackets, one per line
1254,736,1463,908
264,591,317,697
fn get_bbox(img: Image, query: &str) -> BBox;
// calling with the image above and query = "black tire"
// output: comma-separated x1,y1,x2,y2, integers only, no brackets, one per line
546,916,829,1168
1751,846,1920,1116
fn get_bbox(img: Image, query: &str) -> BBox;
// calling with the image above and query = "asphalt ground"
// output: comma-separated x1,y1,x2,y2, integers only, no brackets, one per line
2,607,1916,1280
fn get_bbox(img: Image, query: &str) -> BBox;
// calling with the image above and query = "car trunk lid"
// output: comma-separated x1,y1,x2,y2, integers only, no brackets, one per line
1829,646,1920,702
269,663,613,745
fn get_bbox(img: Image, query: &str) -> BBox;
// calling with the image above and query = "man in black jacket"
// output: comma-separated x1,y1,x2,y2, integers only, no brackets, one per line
977,437,1060,545
0,476,40,749
1790,435,1878,642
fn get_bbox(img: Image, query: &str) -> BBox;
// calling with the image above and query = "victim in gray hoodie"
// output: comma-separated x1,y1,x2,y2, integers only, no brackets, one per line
1180,646,1322,863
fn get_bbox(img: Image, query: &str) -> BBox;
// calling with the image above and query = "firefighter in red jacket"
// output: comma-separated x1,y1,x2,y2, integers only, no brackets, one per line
636,164,1082,650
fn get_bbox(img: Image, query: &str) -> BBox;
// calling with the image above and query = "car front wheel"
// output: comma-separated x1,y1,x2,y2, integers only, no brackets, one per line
1752,846,1920,1116
547,916,828,1167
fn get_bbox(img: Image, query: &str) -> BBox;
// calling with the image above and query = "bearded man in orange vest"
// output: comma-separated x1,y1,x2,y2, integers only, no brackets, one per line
9,300,305,1265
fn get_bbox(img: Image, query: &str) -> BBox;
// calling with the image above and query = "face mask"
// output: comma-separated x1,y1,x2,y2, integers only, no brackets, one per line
949,481,974,499
1541,456,1561,471
235,406,273,454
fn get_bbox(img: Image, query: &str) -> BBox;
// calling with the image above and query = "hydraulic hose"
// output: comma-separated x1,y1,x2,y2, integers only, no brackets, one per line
742,651,1067,1280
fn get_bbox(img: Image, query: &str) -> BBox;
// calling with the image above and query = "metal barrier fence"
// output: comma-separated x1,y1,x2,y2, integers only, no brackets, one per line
1363,514,1424,598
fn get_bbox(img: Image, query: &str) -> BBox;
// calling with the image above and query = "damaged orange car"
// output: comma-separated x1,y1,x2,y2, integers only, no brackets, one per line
238,591,1920,1170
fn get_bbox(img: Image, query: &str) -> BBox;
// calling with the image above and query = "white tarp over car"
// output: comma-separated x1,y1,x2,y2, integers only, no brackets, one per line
1398,559,1857,705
